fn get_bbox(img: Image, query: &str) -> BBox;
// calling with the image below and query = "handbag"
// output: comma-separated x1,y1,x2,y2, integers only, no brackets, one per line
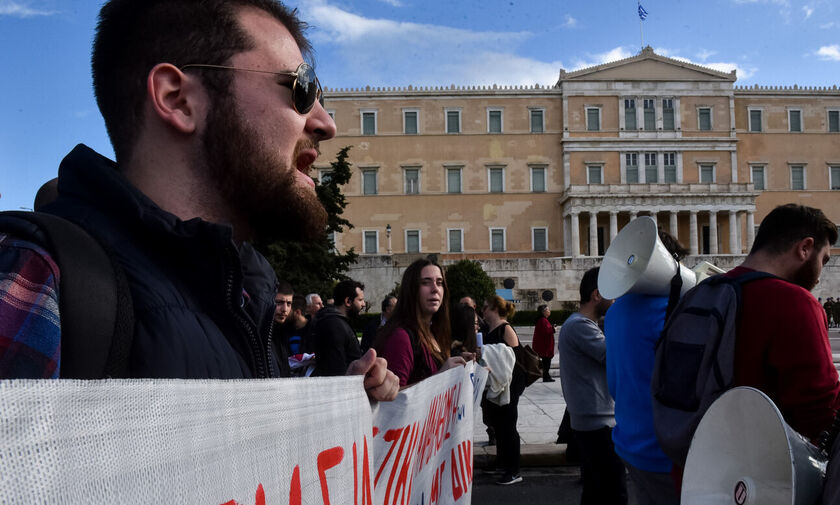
513,344,542,387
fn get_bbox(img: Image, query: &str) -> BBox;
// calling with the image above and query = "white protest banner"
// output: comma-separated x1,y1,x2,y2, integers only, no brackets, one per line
0,377,372,505
371,362,489,505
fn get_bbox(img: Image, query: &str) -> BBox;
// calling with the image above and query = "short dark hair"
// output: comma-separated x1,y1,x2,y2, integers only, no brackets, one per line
580,267,600,304
92,0,311,163
276,280,294,296
291,294,306,313
381,295,397,312
334,280,364,306
751,204,837,255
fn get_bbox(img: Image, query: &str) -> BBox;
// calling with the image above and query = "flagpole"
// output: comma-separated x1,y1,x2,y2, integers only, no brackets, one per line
639,15,643,51
638,1,644,51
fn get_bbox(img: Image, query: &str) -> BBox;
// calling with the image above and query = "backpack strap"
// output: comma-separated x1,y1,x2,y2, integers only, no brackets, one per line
0,211,133,379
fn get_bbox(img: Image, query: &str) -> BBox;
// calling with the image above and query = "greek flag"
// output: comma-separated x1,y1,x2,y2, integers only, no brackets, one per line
638,1,648,20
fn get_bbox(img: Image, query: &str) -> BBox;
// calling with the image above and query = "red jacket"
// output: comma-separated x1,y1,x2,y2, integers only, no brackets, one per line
532,316,555,358
729,266,840,440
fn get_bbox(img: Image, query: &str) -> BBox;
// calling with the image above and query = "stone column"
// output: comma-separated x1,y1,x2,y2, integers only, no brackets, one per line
729,210,738,254
630,210,638,221
709,211,719,254
669,211,679,239
689,211,699,255
571,212,580,257
746,211,756,252
589,211,599,256
609,211,619,243
649,211,658,227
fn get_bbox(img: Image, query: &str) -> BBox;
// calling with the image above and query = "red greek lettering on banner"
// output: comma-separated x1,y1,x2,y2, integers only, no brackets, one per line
317,446,345,505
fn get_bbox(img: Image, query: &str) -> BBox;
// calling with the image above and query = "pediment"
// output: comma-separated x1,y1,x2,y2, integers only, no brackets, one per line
560,48,736,83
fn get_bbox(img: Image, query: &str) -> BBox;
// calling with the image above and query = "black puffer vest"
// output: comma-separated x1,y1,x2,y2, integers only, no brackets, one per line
43,144,281,378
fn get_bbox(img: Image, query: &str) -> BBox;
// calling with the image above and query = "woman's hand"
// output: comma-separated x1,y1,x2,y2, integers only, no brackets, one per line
439,356,467,372
459,351,476,362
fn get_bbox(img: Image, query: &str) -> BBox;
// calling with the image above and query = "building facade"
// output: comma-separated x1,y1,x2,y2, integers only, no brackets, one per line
317,48,840,306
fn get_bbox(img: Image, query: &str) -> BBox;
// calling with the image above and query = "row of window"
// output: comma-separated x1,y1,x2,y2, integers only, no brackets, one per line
344,102,840,136
747,108,840,133
750,164,840,191
353,108,546,136
342,161,840,195
362,227,549,254
353,165,549,195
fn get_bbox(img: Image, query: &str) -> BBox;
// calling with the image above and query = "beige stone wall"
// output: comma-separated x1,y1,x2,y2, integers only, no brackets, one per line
347,255,840,312
679,95,732,133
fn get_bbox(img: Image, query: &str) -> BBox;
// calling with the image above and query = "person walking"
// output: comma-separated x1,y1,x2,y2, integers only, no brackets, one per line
532,304,555,382
482,295,525,486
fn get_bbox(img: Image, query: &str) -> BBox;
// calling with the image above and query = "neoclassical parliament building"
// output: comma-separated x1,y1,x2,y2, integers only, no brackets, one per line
318,48,840,304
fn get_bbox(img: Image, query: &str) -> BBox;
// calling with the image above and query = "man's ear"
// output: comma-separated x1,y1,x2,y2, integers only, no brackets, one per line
591,288,603,303
794,236,815,261
146,63,203,134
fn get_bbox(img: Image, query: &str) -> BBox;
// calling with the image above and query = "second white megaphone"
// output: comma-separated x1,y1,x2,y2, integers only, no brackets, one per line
598,216,695,300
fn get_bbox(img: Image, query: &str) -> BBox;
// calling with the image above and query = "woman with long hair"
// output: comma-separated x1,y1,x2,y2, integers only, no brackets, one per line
532,304,556,382
375,258,470,387
482,295,524,486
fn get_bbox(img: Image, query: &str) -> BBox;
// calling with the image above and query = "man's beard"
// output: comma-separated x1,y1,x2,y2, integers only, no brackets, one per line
201,93,327,242
792,252,822,291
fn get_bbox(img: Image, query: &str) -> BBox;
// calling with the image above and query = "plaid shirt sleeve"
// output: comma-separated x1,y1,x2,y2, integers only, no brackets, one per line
0,232,61,378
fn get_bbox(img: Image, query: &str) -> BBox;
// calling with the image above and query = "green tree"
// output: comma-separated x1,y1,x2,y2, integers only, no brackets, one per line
255,146,358,296
445,259,495,306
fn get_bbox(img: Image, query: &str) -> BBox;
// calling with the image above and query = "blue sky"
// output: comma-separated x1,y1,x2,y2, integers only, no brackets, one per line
1,0,838,211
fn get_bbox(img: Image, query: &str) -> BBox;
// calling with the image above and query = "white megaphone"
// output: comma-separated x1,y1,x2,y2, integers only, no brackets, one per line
682,387,826,505
598,216,696,299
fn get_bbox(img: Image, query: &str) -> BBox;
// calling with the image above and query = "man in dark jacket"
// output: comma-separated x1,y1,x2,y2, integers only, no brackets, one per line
312,280,365,376
0,0,399,401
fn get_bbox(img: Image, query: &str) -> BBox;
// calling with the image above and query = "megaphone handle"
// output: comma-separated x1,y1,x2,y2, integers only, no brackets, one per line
664,260,684,321
817,409,840,456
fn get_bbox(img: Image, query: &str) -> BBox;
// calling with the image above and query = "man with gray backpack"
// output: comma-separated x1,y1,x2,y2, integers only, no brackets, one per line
652,204,839,485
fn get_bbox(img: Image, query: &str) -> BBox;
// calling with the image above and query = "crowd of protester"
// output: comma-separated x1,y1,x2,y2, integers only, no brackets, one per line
0,0,837,498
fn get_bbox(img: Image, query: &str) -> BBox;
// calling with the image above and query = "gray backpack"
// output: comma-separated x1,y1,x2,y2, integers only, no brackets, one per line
651,270,775,467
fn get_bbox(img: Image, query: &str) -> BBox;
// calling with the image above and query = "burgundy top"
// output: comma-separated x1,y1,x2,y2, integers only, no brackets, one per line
728,266,840,440
377,327,439,387
532,316,555,358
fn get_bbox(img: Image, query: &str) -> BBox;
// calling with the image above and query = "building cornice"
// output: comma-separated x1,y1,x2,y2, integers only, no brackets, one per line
734,84,840,97
323,83,561,99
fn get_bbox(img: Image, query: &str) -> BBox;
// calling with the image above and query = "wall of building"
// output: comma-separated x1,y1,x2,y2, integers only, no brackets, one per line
347,255,840,313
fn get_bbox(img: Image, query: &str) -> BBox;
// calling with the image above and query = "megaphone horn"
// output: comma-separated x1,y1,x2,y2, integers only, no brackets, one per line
598,216,696,299
682,387,826,505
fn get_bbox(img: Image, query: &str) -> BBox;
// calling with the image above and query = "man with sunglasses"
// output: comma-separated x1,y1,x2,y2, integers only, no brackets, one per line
0,0,399,400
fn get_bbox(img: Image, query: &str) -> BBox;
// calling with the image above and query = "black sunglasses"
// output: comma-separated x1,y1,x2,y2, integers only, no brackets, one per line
180,62,324,114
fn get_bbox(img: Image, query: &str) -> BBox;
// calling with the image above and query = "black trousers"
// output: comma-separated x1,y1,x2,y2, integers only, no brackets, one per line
483,387,523,476
540,357,552,380
573,426,628,505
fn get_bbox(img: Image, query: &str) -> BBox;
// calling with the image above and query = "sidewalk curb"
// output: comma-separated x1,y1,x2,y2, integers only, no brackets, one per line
474,443,578,468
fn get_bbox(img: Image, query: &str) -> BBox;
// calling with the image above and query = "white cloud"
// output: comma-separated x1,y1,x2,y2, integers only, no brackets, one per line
695,49,717,61
305,1,528,45
301,1,557,87
0,1,55,17
563,15,577,28
803,5,814,19
377,0,403,6
652,46,758,80
571,46,634,70
816,45,840,61
820,21,836,29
